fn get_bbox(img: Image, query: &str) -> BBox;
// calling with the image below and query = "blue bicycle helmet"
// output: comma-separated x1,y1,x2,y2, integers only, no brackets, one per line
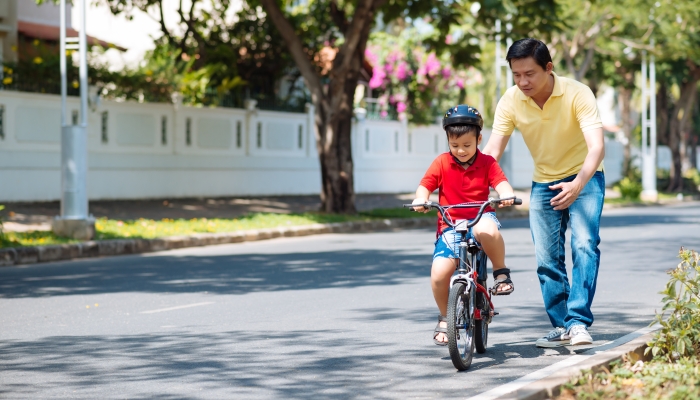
442,104,484,130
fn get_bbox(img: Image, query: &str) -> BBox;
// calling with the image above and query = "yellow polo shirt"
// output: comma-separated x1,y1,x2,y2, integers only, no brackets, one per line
491,72,603,183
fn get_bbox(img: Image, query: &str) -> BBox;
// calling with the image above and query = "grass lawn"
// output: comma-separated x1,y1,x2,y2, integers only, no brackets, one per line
0,207,433,248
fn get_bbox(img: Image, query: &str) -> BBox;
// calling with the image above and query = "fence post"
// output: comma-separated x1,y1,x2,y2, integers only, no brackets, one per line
244,99,258,156
305,103,315,157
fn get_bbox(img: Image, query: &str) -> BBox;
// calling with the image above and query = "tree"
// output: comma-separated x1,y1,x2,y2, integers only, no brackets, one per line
651,0,700,192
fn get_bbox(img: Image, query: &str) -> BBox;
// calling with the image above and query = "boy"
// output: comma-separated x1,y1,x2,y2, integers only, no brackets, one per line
412,105,516,346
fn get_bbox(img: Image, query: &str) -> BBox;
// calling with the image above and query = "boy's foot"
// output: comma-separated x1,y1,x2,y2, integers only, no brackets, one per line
569,325,593,346
535,327,569,348
433,315,448,346
493,274,514,294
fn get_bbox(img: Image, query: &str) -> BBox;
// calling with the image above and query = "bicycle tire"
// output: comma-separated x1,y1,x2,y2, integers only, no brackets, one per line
447,282,475,371
474,290,489,354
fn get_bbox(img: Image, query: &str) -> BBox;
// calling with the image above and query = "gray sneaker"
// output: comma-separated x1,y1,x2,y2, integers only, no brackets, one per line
569,325,593,345
535,327,569,348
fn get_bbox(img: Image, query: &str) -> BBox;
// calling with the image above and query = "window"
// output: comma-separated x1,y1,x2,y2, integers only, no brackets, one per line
236,120,242,148
100,111,108,143
298,125,303,149
0,105,5,140
161,116,167,145
185,117,192,146
365,129,369,151
256,122,262,148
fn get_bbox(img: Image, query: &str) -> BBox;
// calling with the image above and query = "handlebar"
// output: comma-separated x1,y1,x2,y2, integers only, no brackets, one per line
402,197,522,229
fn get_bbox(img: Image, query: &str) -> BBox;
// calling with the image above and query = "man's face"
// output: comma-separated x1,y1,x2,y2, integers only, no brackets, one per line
510,57,553,98
448,132,481,163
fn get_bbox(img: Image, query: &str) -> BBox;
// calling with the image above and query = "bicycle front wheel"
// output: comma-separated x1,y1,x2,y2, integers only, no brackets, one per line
447,282,475,371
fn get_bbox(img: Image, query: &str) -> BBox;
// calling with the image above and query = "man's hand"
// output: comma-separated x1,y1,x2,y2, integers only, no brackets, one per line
411,198,431,213
549,180,583,210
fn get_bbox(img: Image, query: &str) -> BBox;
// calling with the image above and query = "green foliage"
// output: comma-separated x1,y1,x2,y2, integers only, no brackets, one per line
560,354,700,399
646,248,700,361
614,177,643,200
684,169,700,189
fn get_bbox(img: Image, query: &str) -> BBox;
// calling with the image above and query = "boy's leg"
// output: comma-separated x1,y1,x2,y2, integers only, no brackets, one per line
564,172,605,331
432,257,457,344
530,179,570,329
472,216,512,294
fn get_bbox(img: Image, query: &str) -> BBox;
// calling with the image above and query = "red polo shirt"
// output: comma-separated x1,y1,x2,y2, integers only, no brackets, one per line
420,150,508,233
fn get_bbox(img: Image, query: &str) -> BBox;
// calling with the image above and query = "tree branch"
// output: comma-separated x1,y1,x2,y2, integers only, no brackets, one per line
156,0,176,48
559,33,577,77
329,0,349,34
258,0,325,104
336,0,384,73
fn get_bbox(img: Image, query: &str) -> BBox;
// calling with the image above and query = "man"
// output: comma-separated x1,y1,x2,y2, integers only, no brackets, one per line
482,38,605,347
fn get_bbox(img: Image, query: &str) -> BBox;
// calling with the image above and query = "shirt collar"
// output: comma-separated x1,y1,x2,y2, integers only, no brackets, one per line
517,71,563,101
449,149,485,170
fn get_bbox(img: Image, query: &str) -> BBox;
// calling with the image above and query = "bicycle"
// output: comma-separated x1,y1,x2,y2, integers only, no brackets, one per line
404,197,522,371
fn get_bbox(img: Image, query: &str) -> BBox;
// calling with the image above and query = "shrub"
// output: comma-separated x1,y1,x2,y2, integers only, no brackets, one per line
646,248,700,361
614,177,643,200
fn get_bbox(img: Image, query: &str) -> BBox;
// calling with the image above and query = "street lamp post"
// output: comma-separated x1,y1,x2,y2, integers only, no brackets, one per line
494,19,513,101
640,39,658,202
52,0,94,240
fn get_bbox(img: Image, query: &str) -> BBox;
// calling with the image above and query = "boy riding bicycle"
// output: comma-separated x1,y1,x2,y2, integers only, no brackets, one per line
412,105,517,346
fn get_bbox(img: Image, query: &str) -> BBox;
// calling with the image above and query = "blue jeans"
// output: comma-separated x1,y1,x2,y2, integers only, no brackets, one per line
530,172,605,330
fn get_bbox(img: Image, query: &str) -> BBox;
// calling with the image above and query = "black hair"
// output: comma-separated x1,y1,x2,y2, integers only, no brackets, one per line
506,38,552,70
445,124,480,139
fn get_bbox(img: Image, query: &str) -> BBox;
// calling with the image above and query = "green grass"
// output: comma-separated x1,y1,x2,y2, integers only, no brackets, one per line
0,208,434,248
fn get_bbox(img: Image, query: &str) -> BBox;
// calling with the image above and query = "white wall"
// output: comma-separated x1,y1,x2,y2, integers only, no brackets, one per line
0,91,440,201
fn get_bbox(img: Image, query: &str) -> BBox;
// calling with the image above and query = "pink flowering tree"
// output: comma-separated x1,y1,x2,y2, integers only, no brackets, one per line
363,31,483,125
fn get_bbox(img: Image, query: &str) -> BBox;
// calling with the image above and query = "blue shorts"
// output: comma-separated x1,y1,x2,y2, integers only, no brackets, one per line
433,212,501,260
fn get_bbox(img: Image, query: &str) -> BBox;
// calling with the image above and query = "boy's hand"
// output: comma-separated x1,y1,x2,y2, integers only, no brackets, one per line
411,198,431,213
498,193,515,207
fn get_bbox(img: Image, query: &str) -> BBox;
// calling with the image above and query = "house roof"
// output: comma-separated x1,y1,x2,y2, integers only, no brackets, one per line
17,21,126,51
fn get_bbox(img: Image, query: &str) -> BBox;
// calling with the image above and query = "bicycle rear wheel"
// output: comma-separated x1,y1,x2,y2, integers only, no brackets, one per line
447,282,475,371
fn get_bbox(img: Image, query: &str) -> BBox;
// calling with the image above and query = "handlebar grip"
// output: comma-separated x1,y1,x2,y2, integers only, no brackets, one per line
514,198,522,205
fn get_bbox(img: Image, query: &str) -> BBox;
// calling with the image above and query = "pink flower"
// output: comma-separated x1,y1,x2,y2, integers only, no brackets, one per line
442,67,451,80
456,79,464,89
380,110,388,118
396,101,407,113
425,53,441,77
395,61,410,80
369,66,386,89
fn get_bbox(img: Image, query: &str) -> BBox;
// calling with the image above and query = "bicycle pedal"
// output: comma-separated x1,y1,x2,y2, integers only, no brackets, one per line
492,311,500,316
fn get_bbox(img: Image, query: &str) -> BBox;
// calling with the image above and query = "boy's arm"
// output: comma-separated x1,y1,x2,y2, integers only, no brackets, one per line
412,185,432,213
494,181,516,207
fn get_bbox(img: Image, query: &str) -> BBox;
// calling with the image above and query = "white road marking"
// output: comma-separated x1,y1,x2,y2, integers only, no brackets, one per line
140,302,215,314
468,325,658,400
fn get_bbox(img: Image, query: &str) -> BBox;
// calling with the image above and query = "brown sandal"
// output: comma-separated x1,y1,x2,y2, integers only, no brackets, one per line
433,315,448,346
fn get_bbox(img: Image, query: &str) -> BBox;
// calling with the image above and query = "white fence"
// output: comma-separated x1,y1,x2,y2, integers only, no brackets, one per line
0,90,630,202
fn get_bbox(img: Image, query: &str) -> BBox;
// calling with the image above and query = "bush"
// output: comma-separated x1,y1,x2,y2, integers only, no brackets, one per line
646,248,700,361
614,177,643,200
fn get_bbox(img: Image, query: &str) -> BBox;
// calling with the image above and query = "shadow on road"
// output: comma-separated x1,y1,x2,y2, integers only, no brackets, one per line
0,308,652,399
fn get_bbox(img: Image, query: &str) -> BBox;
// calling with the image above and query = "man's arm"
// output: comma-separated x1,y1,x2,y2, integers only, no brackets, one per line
549,127,605,210
482,134,511,162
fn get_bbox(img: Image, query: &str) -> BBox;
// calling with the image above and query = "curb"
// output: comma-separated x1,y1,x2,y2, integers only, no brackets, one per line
497,329,656,400
0,217,436,267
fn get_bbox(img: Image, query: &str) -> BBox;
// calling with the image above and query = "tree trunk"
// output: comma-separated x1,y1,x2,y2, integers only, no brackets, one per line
259,0,382,213
666,70,700,192
618,86,633,177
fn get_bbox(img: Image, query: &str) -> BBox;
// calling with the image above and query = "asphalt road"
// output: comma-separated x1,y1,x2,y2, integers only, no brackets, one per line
1,203,699,399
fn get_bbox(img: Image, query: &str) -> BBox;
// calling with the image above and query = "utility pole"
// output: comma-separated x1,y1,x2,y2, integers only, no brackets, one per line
52,0,94,240
640,39,658,202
